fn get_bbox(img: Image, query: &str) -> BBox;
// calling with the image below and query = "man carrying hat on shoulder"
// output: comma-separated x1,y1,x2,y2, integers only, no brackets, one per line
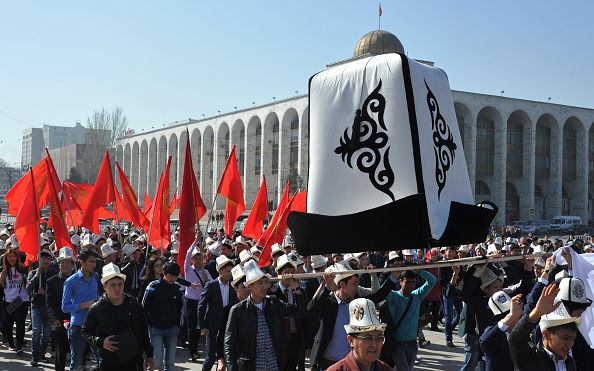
224,259,308,371
82,263,154,370
509,284,582,371
46,247,76,371
326,298,392,371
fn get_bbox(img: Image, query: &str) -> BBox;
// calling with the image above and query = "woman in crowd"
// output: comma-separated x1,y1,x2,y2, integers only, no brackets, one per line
140,256,199,299
0,248,30,354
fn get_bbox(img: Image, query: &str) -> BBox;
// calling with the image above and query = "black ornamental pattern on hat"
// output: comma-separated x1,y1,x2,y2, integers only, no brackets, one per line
334,80,395,202
426,80,457,200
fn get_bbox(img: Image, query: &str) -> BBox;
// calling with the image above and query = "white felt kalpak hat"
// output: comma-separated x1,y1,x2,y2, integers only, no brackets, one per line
100,243,116,258
0,229,9,238
533,245,544,253
311,255,328,269
231,264,246,287
170,241,180,254
344,298,386,334
39,248,53,259
270,243,284,258
57,247,76,262
243,259,271,285
275,254,297,273
458,245,470,252
488,291,512,316
540,302,583,331
487,244,498,254
70,234,81,247
123,243,138,259
101,263,127,284
480,267,504,291
0,240,5,251
81,234,95,248
534,256,546,267
388,251,400,261
287,252,304,266
557,277,592,306
331,260,359,286
250,246,262,254
494,237,503,245
555,270,571,281
207,243,221,257
402,249,415,256
239,250,257,265
344,253,360,264
216,255,235,271
9,234,19,248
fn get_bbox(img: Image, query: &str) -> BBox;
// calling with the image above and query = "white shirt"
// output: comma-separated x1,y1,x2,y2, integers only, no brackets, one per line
543,346,569,371
218,278,230,307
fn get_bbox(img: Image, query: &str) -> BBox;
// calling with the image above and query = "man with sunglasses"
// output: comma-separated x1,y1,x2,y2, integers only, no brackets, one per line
327,298,392,371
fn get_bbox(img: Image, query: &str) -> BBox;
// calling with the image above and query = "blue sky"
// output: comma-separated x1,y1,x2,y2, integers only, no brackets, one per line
1,1,592,166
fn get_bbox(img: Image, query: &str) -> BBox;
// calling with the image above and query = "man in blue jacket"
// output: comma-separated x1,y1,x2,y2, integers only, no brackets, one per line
385,269,436,371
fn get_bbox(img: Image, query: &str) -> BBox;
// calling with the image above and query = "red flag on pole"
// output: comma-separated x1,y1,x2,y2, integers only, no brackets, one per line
116,162,150,230
217,146,245,237
379,3,382,16
5,157,60,216
268,180,290,230
14,169,41,260
143,192,153,215
80,152,116,234
113,187,125,222
170,188,177,214
258,191,297,268
179,136,207,274
242,176,269,240
149,157,172,249
45,162,73,250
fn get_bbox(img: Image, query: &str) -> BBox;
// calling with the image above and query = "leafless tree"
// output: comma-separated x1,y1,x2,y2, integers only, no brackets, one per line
78,107,128,183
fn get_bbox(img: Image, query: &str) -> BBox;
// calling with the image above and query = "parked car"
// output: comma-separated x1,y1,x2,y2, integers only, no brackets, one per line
523,220,551,235
567,224,594,235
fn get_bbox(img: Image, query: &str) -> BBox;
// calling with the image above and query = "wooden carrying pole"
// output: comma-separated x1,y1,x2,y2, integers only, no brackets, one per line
270,252,546,282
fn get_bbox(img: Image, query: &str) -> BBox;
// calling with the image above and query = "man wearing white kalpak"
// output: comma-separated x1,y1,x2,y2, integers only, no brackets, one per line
325,298,392,371
508,284,582,371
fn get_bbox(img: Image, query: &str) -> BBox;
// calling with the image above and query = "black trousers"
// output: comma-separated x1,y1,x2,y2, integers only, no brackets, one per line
185,298,200,355
3,301,28,349
53,326,69,371
283,333,300,371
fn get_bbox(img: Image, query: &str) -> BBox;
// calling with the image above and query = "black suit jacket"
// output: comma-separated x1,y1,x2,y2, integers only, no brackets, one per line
307,276,397,365
198,278,239,333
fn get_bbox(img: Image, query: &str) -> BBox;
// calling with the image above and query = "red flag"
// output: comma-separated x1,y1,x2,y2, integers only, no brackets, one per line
149,157,172,249
45,162,73,250
113,187,126,222
63,181,92,210
80,152,116,234
5,157,60,216
268,180,290,230
287,190,307,214
170,188,178,214
14,169,41,260
379,3,382,16
116,162,150,230
143,192,153,215
258,191,297,268
242,176,269,240
217,146,245,237
179,136,207,274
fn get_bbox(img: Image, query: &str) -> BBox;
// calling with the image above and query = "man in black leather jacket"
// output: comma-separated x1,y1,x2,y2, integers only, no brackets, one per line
224,260,308,371
82,263,154,370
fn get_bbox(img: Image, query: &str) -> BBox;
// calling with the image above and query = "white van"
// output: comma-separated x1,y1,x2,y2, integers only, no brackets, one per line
549,216,582,233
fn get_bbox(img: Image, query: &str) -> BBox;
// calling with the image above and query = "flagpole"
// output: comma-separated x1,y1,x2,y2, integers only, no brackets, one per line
270,252,546,282
187,128,208,280
45,161,70,249
204,195,218,238
29,167,42,287
145,209,156,266
62,192,76,232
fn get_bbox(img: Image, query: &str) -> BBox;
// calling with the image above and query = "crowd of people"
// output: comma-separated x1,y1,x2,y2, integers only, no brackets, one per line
0,221,592,371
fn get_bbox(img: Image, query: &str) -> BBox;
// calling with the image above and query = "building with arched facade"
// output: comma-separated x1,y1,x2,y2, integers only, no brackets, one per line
115,30,594,227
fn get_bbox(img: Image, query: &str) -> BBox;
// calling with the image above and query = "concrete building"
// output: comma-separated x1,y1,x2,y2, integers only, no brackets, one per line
22,122,87,170
115,30,594,227
42,143,86,182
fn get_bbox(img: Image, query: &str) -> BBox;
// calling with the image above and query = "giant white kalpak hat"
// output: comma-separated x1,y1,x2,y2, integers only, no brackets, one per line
557,277,592,306
488,291,512,316
243,259,271,285
540,302,583,331
287,53,497,256
275,254,297,273
101,263,127,284
344,298,386,334
311,255,328,269
57,247,76,262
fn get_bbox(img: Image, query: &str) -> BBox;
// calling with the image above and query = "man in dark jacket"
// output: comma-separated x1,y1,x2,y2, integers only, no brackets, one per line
26,248,57,365
142,261,184,371
224,259,308,371
509,283,580,371
82,263,154,370
46,247,76,371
